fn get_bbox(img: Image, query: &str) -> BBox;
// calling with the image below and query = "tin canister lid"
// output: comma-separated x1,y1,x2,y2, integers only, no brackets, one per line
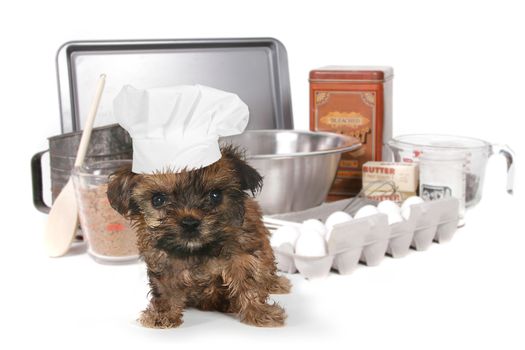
309,66,394,82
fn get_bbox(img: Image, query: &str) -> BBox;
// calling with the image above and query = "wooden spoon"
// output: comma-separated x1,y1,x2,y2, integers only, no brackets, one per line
44,74,106,257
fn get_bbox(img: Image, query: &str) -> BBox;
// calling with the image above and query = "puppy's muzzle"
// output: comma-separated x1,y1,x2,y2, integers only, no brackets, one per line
180,216,201,237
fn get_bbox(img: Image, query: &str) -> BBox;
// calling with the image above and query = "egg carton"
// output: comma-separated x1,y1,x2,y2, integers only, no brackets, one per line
269,197,460,279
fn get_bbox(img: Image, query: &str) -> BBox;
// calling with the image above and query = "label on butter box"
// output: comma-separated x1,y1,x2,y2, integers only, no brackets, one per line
362,161,419,193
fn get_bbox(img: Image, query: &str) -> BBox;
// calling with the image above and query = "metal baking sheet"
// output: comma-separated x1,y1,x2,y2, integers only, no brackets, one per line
56,38,293,133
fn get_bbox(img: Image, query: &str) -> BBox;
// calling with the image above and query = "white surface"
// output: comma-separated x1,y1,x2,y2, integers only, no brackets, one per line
1,0,524,349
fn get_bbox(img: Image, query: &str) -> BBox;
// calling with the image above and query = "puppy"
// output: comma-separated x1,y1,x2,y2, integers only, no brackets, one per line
107,146,291,328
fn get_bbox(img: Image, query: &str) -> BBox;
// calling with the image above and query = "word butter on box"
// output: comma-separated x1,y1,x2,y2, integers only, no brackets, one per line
362,162,419,202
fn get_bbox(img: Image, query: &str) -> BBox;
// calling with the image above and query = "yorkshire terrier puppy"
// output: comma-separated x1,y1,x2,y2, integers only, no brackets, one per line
107,146,290,328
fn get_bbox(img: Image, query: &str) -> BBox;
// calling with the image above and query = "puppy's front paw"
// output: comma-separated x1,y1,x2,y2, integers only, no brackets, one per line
269,275,292,294
139,308,183,329
240,302,287,327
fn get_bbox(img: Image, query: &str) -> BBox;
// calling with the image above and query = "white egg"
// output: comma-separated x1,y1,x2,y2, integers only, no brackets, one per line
270,225,301,249
400,196,424,220
377,200,403,225
377,200,400,213
302,219,327,237
324,211,353,241
295,226,328,257
354,205,380,219
325,211,353,230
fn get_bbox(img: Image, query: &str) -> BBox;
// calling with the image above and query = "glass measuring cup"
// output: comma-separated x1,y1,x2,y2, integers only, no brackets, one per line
388,134,515,208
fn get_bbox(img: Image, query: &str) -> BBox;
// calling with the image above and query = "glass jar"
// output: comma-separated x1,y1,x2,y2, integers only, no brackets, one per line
419,151,467,226
72,160,138,264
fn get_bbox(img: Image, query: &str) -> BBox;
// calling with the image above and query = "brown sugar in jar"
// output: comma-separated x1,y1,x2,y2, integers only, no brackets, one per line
309,66,393,200
72,160,139,264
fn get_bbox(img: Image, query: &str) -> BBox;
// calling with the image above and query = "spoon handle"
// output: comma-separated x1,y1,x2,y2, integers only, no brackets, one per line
74,74,106,167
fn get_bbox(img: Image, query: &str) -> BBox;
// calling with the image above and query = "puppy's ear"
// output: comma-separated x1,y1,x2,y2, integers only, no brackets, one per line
107,164,140,218
221,145,263,196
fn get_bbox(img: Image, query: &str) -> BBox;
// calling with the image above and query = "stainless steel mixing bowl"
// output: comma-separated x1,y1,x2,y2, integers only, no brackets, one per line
221,130,361,214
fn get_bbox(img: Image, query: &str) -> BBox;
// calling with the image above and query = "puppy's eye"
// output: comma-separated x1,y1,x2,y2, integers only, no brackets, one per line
151,193,167,208
209,189,223,205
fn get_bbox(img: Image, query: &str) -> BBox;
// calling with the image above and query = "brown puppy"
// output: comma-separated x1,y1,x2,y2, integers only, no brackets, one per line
107,146,291,328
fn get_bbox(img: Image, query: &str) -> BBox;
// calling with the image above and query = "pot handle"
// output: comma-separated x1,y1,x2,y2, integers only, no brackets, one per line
491,144,515,195
31,150,51,213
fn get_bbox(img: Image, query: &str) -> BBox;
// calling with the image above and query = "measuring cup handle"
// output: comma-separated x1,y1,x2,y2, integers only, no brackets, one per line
491,144,515,195
386,142,398,161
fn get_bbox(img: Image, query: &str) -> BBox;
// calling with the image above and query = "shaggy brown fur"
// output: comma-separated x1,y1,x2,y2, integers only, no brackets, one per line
107,146,291,328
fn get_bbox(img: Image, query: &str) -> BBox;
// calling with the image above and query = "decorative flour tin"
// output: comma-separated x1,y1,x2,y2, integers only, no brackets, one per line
309,66,393,200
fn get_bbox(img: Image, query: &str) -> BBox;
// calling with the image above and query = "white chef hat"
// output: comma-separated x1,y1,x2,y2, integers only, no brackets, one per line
113,84,249,174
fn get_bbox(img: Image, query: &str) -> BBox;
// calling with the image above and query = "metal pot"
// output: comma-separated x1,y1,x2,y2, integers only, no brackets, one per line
31,124,132,213
221,130,361,214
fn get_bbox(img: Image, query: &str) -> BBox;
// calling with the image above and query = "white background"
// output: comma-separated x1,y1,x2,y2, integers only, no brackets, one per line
1,0,523,349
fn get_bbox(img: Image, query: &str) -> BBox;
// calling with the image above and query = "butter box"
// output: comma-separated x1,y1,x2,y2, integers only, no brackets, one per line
362,161,419,193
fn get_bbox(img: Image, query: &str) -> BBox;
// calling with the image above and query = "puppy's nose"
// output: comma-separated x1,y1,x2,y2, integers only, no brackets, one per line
180,217,201,231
